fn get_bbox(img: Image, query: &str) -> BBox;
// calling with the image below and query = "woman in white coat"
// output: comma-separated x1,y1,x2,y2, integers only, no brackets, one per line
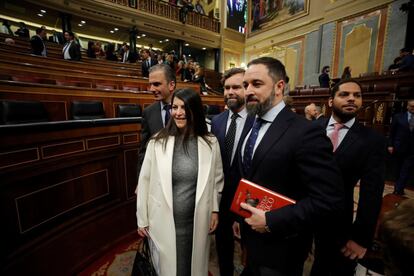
137,88,224,276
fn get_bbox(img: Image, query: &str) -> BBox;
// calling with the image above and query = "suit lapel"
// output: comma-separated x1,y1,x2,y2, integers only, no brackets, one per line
153,102,164,130
156,137,174,210
217,111,229,150
249,107,294,177
195,137,212,207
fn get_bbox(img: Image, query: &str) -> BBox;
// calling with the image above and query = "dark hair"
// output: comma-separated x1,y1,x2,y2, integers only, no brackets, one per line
221,67,245,85
400,47,413,53
154,88,212,151
149,64,177,89
64,31,75,39
341,66,351,79
330,78,363,98
247,57,286,84
36,28,44,34
142,48,150,55
321,65,330,73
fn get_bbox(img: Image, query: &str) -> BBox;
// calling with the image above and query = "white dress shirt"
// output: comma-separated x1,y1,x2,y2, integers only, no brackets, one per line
226,108,248,164
62,41,72,60
326,116,355,147
242,100,286,159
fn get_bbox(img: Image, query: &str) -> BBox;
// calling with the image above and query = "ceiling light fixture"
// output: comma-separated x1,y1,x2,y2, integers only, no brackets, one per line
159,40,163,43
81,20,86,24
165,39,169,42
188,54,191,57
114,28,118,31
141,34,146,37
110,30,114,33
40,9,46,13
137,36,141,39
202,47,206,50
78,23,83,27
37,13,43,17
184,43,189,46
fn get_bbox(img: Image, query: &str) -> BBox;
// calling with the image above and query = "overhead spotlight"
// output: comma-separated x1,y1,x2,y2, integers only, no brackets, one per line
141,34,146,37
165,39,169,42
81,20,86,24
37,13,44,17
159,40,163,43
40,9,46,13
188,54,191,57
110,30,114,33
202,47,206,50
184,43,189,46
78,23,83,27
114,28,119,31
137,36,141,39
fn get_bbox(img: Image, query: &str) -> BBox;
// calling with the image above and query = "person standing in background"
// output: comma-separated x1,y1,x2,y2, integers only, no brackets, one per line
319,65,331,88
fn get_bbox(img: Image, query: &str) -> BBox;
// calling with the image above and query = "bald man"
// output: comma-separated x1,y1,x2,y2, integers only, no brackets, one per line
305,103,317,120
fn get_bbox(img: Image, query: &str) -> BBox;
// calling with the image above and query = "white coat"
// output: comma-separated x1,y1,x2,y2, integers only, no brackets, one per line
136,135,224,276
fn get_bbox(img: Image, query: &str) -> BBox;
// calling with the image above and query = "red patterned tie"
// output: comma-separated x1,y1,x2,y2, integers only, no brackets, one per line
330,123,344,152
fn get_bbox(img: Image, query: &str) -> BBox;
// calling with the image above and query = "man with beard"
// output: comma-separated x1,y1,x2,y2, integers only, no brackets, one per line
311,79,386,276
234,57,343,276
211,68,254,276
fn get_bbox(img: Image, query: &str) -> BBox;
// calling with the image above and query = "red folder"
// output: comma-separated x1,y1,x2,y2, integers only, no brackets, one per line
230,178,296,218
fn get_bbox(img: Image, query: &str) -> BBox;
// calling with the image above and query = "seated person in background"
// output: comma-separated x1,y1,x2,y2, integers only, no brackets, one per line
319,65,331,88
388,57,402,71
192,64,210,94
5,37,15,45
14,22,29,38
62,31,81,61
194,0,205,14
94,41,106,59
30,27,47,57
1,19,13,36
182,62,192,82
304,103,317,120
122,44,137,63
105,43,118,61
48,30,64,44
164,54,175,71
315,105,325,120
394,47,414,72
86,41,96,58
380,198,414,276
176,60,185,80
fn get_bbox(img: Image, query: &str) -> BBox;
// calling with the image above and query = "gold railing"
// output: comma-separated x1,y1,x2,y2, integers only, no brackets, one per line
103,0,220,33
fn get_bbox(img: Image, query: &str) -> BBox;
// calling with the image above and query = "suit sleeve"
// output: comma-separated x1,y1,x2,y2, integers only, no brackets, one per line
74,44,81,61
137,108,151,177
136,139,155,228
352,134,386,247
265,124,344,238
388,114,398,147
212,138,224,212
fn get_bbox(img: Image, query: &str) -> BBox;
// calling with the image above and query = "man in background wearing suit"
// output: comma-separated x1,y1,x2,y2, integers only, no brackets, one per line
137,64,176,176
236,57,344,276
211,68,254,276
62,31,81,61
141,49,157,78
122,44,137,63
30,28,47,57
388,99,414,195
311,79,386,276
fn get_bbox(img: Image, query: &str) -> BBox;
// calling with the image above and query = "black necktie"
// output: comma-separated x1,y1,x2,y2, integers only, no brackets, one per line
163,104,171,126
243,118,265,174
225,113,239,165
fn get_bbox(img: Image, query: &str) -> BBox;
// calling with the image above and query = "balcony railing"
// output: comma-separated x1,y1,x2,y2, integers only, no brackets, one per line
104,0,220,33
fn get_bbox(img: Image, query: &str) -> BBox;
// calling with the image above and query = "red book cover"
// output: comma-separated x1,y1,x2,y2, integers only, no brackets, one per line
230,178,296,218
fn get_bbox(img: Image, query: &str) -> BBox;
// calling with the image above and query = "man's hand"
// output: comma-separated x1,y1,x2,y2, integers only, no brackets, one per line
137,227,148,238
341,240,367,260
240,202,267,233
232,221,241,239
387,146,394,155
209,212,219,233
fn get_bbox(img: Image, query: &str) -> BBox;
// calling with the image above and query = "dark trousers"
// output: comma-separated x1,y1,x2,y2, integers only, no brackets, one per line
311,236,357,276
248,259,303,276
215,210,235,276
394,154,414,193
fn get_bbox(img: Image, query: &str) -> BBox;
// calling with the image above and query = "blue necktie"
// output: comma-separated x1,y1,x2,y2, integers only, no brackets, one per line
163,104,171,127
243,118,265,174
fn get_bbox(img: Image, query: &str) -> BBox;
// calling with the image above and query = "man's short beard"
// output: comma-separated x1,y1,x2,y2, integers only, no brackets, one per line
332,105,358,122
246,90,275,117
225,96,245,112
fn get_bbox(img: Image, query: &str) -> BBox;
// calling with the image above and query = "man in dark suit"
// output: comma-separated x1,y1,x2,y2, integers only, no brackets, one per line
122,44,137,63
388,99,414,195
30,28,47,57
62,31,81,61
319,65,330,88
211,67,254,276
48,30,64,44
235,57,344,276
311,79,387,275
141,49,157,78
136,64,176,176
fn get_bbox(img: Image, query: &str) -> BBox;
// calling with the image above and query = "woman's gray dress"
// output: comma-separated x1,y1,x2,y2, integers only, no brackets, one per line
172,137,198,276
